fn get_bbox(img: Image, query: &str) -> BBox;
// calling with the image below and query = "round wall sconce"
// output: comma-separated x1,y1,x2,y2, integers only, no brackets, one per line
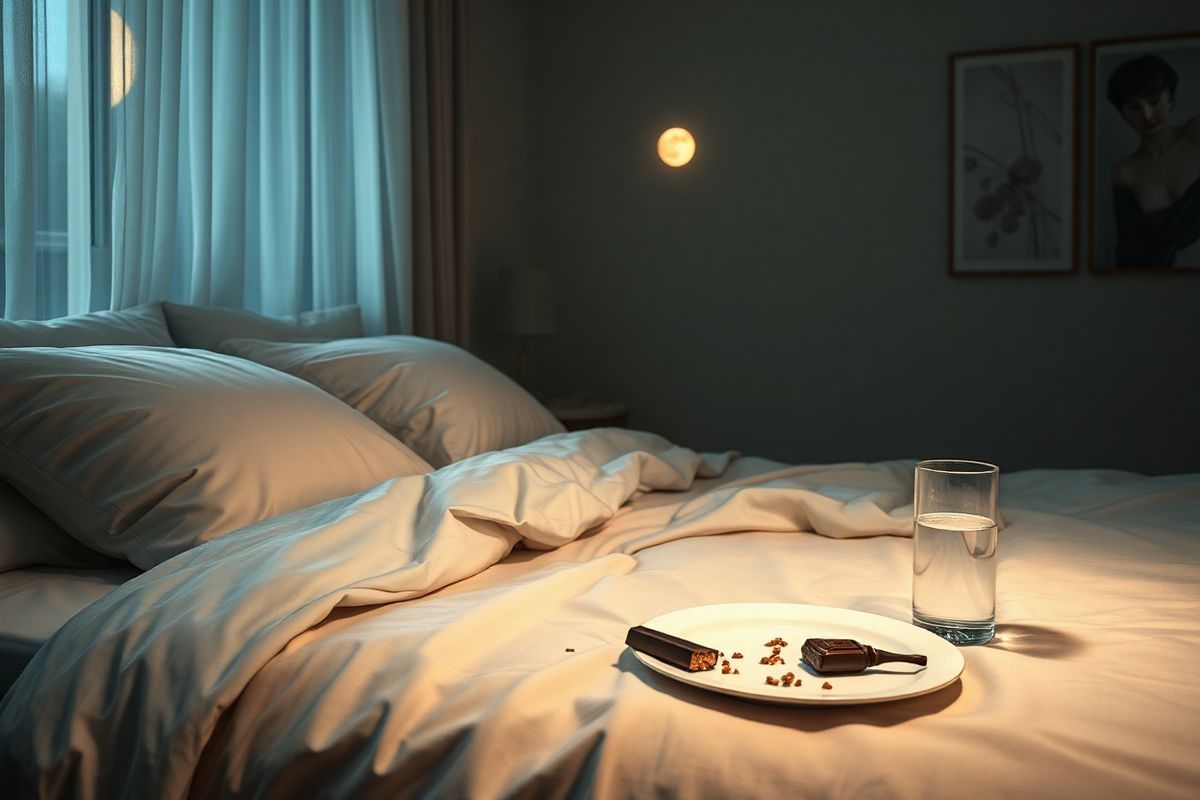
657,127,696,167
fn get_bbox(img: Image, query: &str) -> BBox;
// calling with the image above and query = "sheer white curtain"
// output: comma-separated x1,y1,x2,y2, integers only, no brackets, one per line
110,0,410,334
4,1,410,332
2,0,82,320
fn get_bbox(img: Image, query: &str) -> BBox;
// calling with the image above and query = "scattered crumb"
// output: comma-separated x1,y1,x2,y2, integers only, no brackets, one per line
731,652,743,659
733,669,740,675
721,659,732,674
822,681,833,690
565,648,574,652
780,672,796,687
763,637,789,648
765,676,780,686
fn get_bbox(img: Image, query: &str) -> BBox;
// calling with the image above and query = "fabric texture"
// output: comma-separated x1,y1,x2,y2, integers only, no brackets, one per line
0,482,122,573
0,565,137,694
219,335,566,467
105,2,411,334
162,301,362,351
6,3,411,329
409,0,469,345
0,346,431,569
2,0,41,320
0,301,169,570
5,432,1196,798
0,302,173,347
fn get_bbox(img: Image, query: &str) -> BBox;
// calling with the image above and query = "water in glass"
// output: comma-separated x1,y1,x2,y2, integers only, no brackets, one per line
912,511,998,645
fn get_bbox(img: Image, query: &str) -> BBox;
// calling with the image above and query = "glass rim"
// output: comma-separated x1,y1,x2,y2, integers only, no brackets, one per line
916,458,998,475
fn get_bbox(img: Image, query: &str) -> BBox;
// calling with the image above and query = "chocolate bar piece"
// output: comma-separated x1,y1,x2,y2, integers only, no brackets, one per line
801,638,927,674
626,626,718,671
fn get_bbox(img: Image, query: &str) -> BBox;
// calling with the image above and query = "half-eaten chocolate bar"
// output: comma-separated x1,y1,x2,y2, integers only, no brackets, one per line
626,626,719,671
801,638,927,674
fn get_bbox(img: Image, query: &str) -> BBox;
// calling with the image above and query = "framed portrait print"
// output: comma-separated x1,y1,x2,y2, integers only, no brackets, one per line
949,45,1078,275
1090,33,1200,272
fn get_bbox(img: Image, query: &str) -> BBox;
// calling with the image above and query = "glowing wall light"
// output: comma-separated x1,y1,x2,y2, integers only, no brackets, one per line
110,10,136,107
657,127,696,167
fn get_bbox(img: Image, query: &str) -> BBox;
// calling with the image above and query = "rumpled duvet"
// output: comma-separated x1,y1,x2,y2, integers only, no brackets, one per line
2,429,1198,799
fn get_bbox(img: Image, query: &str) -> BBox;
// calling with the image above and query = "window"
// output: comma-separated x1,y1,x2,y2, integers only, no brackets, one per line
1,0,114,318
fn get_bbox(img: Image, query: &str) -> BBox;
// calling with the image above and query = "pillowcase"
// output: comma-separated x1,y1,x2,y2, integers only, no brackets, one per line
0,302,173,347
0,346,432,569
0,482,124,572
0,302,171,570
162,301,363,351
219,336,566,467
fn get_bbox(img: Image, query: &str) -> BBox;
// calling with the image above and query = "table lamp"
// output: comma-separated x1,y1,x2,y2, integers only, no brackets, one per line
498,266,557,390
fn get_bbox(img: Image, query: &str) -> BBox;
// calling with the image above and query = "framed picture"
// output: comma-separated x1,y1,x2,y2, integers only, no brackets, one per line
1090,33,1200,272
949,45,1078,275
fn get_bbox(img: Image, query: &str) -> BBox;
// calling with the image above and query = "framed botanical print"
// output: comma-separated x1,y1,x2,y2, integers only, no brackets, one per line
1090,33,1200,272
949,45,1079,275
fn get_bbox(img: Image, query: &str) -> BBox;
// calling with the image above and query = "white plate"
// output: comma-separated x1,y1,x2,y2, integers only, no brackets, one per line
631,603,965,706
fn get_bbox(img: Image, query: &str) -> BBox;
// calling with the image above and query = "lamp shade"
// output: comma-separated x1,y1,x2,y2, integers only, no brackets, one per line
498,266,558,336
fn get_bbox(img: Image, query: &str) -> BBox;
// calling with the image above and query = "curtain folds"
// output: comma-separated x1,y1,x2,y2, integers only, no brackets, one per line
0,0,416,332
65,0,93,316
5,1,420,333
2,0,38,320
257,2,306,318
409,0,468,345
108,0,411,333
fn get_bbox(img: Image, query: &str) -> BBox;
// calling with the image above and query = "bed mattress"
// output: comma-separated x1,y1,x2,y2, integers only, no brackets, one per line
0,566,137,693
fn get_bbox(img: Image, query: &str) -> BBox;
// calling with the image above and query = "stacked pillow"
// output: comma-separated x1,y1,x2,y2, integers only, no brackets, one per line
0,302,173,347
0,478,125,570
219,336,566,468
162,301,363,350
0,302,375,571
0,346,432,569
1,301,567,571
0,303,176,570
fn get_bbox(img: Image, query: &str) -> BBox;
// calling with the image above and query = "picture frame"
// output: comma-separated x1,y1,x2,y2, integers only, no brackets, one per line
949,45,1079,275
1090,33,1200,272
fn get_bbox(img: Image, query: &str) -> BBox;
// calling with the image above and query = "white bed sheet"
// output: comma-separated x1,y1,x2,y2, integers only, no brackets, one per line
1,430,1197,799
0,566,137,693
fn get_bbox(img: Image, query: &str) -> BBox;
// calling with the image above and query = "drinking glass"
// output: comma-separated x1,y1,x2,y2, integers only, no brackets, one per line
911,459,999,646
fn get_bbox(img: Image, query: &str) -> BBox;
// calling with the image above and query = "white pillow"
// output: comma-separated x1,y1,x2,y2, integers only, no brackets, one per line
0,482,124,572
162,301,363,351
219,336,566,467
0,302,173,347
0,302,171,569
0,346,432,569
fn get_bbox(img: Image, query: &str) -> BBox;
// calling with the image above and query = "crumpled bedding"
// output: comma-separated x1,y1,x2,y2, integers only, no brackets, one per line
2,429,1198,799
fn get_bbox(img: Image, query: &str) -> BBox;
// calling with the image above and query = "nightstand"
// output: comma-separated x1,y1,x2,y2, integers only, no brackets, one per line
547,401,630,431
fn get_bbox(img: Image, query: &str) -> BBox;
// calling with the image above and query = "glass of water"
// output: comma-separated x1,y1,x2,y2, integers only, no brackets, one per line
912,459,999,646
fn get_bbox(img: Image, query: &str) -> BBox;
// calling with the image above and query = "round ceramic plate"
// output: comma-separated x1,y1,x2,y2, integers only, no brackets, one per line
631,603,965,706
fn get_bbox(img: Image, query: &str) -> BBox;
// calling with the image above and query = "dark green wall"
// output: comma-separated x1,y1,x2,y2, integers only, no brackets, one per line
469,0,1200,473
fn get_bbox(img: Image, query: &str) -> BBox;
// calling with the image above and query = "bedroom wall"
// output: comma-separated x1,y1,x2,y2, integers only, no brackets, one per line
468,0,1200,474
466,0,535,371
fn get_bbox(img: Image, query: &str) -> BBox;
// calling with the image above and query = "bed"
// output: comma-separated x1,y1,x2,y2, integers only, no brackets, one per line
1,304,1197,799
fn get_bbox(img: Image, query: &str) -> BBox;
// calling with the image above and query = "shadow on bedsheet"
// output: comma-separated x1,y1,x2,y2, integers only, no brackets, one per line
989,624,1083,659
615,650,961,730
